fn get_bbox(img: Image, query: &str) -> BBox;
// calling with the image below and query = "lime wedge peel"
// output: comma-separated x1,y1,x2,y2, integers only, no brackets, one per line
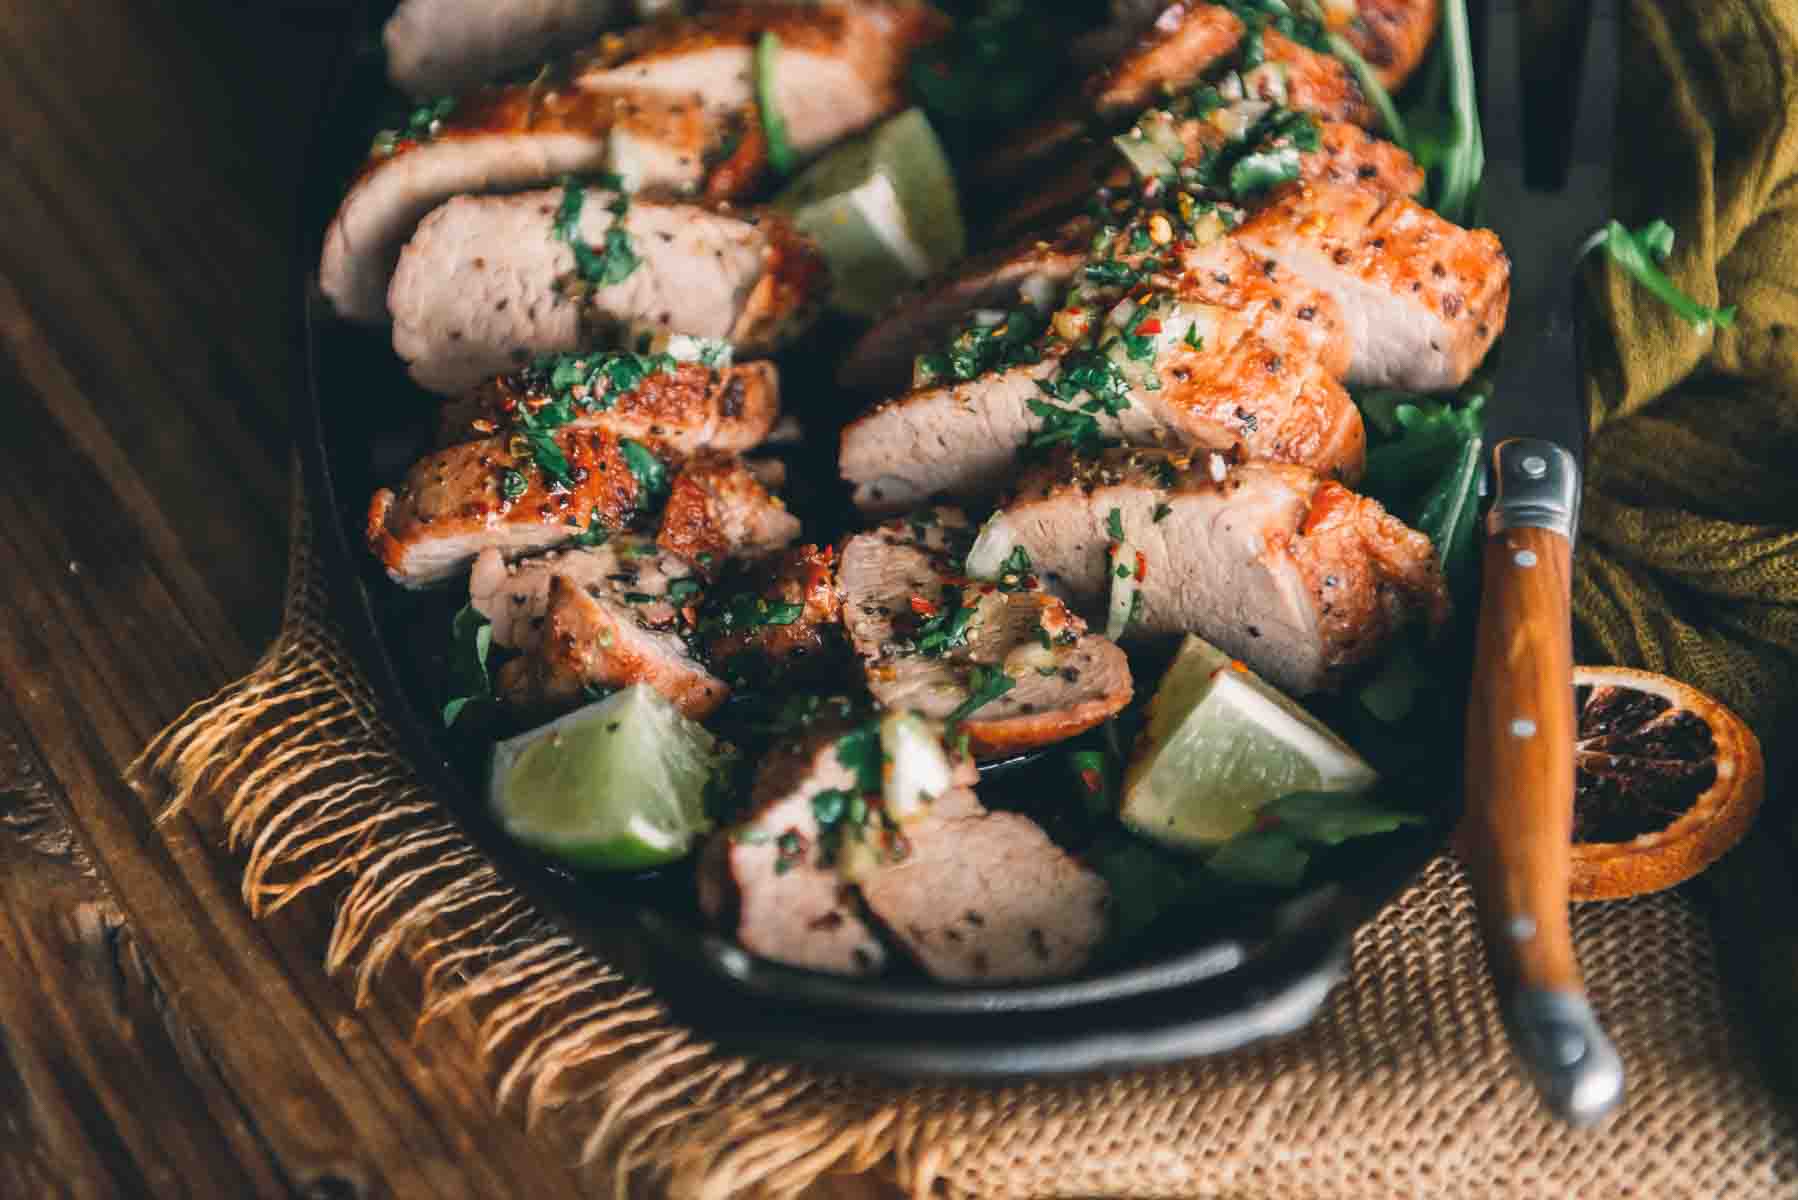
488,684,722,871
773,108,966,317
1122,636,1377,849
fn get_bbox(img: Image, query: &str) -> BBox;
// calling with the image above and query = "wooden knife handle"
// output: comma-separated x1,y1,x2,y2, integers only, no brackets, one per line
1460,524,1579,992
1459,438,1622,1125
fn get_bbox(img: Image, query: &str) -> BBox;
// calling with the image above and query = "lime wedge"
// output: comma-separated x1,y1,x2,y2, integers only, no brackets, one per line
773,108,966,317
1122,636,1377,848
488,685,721,870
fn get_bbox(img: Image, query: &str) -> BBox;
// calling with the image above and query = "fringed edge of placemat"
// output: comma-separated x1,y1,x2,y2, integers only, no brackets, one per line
126,481,938,1200
124,471,1798,1200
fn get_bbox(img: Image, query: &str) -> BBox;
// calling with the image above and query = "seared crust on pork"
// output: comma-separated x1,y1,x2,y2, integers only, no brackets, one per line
656,450,801,568
1233,181,1509,391
436,359,782,454
383,0,626,97
837,509,1132,758
367,426,661,588
983,447,1448,693
496,573,727,718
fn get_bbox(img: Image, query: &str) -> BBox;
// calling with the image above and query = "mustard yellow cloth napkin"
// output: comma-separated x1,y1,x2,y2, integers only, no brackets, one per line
1571,0,1798,1096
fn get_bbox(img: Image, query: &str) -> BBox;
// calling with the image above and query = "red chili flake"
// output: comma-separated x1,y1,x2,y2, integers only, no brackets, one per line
909,595,938,617
499,396,518,413
1079,767,1103,794
1136,318,1163,336
1134,551,1148,582
1231,660,1249,673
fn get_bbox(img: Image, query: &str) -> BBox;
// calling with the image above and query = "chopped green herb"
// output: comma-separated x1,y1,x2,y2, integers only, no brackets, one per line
1183,323,1204,350
916,308,1046,386
1152,502,1173,523
618,438,669,513
569,508,611,547
1083,259,1140,288
372,96,455,155
666,578,704,606
993,544,1034,592
1106,508,1125,541
906,586,978,657
498,468,529,501
834,724,883,795
945,664,1016,727
553,178,641,288
528,350,677,413
698,592,804,636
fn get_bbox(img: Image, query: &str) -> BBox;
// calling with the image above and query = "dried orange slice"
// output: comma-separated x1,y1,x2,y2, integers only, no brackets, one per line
1570,666,1763,902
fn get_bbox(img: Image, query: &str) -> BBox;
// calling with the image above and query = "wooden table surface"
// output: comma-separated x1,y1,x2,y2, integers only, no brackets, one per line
0,3,887,1195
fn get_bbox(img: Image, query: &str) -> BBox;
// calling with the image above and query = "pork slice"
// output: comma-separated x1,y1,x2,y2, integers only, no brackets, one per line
391,188,824,395
1304,119,1426,197
860,811,1110,983
496,572,727,717
838,266,1365,516
1330,0,1439,91
837,217,1094,396
838,510,1132,758
367,426,658,588
980,447,1448,693
575,2,947,159
325,3,938,325
655,450,801,568
698,724,979,977
1233,181,1509,391
981,4,1374,190
839,357,1059,516
383,0,626,97
701,543,847,687
469,535,696,651
436,359,782,455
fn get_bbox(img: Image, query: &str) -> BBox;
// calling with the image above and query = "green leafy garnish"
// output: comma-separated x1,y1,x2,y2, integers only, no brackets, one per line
619,438,669,512
1427,0,1483,224
442,604,494,727
990,545,1034,592
835,724,884,795
945,663,1016,727
755,33,796,174
1106,507,1125,541
915,308,1045,386
527,350,677,413
372,96,455,155
1582,219,1737,333
498,468,529,502
553,178,641,288
907,586,978,657
1207,791,1427,887
698,592,804,636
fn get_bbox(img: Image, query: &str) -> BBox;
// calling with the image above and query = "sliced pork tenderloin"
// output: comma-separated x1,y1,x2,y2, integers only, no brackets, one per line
435,356,781,454
655,450,801,569
968,447,1449,694
383,0,625,98
1232,181,1509,391
837,217,1094,396
322,2,944,323
982,3,1373,188
837,509,1132,758
1330,0,1439,90
698,722,980,977
367,426,668,587
468,535,697,652
859,811,1110,983
840,260,1364,515
391,188,824,395
701,544,848,687
495,573,727,717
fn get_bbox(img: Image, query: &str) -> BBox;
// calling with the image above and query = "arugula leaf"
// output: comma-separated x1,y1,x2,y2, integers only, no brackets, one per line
1087,834,1209,943
1359,393,1485,502
755,33,796,174
1431,0,1483,224
619,438,669,512
1207,828,1311,888
442,604,494,727
1413,423,1484,589
945,663,1016,727
1264,790,1428,845
1584,219,1737,333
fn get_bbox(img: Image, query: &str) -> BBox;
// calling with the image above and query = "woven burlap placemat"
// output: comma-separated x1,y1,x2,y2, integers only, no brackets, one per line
128,481,1798,1198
